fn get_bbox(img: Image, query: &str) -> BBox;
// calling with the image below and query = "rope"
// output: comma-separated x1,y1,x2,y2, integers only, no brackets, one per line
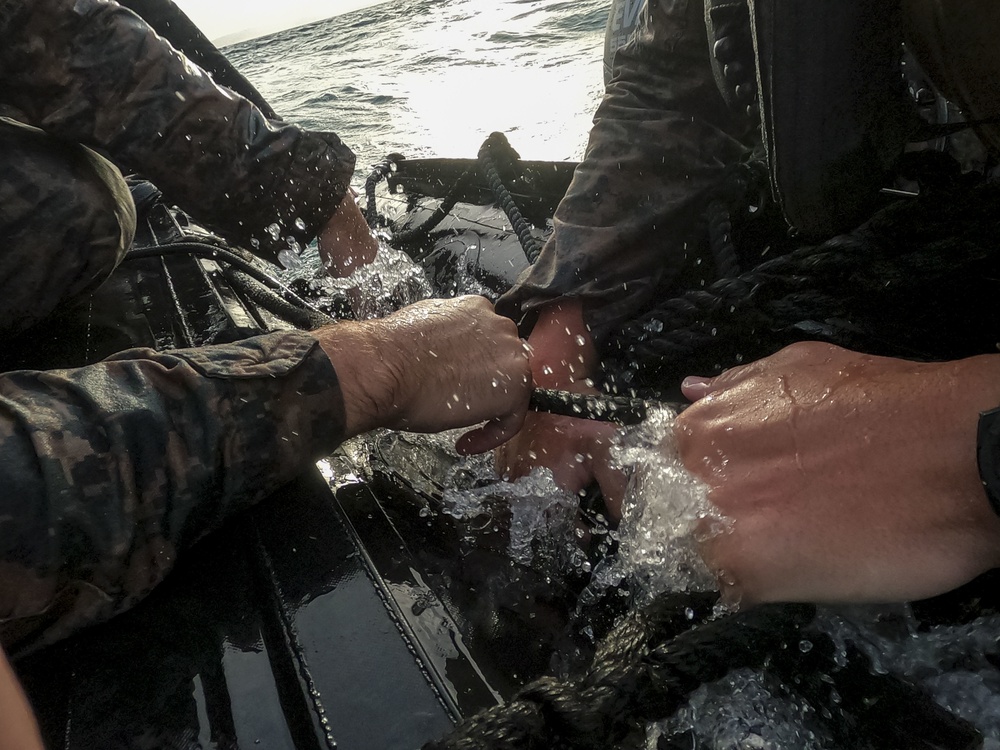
607,175,1000,383
424,598,814,750
363,153,405,227
370,133,544,263
529,388,659,425
427,592,983,750
477,132,544,264
122,241,334,330
391,169,474,249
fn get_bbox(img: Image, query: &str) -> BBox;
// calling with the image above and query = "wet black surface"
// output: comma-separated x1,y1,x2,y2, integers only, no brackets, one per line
17,471,469,750
10,204,539,749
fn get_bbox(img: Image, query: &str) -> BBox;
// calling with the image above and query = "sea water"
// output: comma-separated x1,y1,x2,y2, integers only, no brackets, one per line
232,4,1000,747
224,0,607,178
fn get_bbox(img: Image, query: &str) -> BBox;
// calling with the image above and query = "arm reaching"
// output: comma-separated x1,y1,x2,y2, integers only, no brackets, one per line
317,295,533,451
0,297,531,653
0,0,355,264
496,301,627,517
497,0,754,346
495,0,754,513
675,342,1000,605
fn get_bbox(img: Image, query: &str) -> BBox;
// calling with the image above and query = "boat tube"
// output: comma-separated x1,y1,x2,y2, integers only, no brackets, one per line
7,121,1000,748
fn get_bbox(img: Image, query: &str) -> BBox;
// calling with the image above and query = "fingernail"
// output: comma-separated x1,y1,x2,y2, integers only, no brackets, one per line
681,376,712,389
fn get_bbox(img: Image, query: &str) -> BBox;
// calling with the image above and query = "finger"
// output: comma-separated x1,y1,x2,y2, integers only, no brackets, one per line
681,375,715,402
455,411,527,455
592,461,628,522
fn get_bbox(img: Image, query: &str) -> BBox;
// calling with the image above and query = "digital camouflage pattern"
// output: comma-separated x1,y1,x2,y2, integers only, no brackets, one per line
0,0,356,264
0,0,355,653
0,118,135,337
0,333,347,655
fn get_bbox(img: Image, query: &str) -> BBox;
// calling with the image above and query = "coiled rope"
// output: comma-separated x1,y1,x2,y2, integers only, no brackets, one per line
424,594,981,750
605,171,1000,385
364,132,545,263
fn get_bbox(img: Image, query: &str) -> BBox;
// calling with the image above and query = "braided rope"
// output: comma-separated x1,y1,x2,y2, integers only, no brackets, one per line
478,132,544,264
425,597,814,750
610,177,1000,381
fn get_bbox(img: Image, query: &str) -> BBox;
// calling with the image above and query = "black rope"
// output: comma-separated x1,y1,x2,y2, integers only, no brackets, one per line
391,169,474,249
607,175,1000,383
222,268,331,330
477,132,544,264
372,133,544,263
363,153,405,227
123,242,331,326
529,388,659,425
424,598,814,750
427,593,983,750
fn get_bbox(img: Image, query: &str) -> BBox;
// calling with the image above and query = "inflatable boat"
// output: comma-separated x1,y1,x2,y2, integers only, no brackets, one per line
8,138,998,750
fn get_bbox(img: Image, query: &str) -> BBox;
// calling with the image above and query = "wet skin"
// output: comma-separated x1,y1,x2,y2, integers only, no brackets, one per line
677,342,1000,605
317,294,533,453
497,300,627,513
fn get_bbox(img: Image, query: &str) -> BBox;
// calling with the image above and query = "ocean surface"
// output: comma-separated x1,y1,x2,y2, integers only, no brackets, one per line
224,0,608,184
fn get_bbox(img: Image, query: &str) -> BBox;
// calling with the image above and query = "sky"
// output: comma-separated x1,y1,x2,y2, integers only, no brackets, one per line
173,0,388,44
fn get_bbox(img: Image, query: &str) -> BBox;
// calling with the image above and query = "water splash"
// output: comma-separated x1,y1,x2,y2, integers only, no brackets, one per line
281,239,433,319
589,405,719,601
442,467,579,567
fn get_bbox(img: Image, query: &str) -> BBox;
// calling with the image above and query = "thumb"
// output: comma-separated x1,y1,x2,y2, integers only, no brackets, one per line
681,375,715,402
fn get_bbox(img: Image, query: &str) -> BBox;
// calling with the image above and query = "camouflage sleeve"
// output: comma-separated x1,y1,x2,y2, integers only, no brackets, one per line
0,330,346,654
0,0,354,262
496,0,753,347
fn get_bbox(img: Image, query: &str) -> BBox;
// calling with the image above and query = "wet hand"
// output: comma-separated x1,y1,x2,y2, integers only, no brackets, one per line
495,300,626,518
496,405,627,520
315,295,532,450
675,342,1000,605
317,190,379,277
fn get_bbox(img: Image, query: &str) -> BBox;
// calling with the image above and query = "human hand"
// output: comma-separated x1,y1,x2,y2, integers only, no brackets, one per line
314,295,532,452
496,406,627,518
0,646,43,750
496,300,627,516
675,342,1000,605
317,190,379,277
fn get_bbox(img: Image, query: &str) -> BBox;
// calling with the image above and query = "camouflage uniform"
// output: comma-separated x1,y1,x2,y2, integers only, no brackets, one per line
497,0,1000,350
497,0,757,347
0,0,355,653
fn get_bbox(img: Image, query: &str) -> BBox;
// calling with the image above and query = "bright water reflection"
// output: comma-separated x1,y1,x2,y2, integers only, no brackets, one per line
225,0,605,175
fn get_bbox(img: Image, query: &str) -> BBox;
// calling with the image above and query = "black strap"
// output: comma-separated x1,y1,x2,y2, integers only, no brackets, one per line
977,406,1000,517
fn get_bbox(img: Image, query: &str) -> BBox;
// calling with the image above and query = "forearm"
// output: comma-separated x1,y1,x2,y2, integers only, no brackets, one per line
498,0,753,345
0,331,345,653
0,0,355,261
